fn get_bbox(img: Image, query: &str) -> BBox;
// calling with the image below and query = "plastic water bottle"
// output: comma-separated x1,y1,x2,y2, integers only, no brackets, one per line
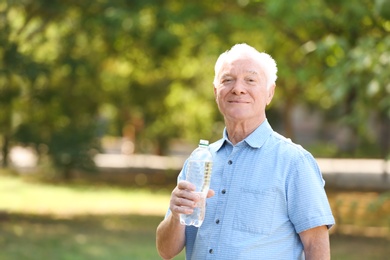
179,139,213,227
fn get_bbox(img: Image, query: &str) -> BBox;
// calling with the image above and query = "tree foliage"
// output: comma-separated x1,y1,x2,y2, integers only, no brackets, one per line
0,0,389,176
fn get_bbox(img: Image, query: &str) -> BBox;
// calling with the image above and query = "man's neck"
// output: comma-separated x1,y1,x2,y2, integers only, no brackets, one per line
225,118,265,145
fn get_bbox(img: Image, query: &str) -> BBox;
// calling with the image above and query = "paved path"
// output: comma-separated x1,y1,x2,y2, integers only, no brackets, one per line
95,154,390,191
8,146,390,191
316,158,390,191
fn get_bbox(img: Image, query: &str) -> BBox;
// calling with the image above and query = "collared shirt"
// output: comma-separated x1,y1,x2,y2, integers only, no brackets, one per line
174,119,335,260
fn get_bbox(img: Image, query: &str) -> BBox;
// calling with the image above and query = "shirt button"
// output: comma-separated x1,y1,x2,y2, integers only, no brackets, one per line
221,189,226,194
209,249,213,254
216,219,220,224
228,160,233,165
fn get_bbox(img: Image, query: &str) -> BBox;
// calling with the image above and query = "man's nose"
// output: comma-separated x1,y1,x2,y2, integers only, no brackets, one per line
231,80,246,95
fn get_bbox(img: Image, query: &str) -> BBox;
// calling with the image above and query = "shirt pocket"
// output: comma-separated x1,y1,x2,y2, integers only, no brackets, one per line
233,187,277,235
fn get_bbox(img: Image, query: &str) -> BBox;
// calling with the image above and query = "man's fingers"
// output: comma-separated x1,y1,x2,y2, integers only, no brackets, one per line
172,204,194,215
207,189,215,198
177,180,196,191
170,182,200,215
170,195,196,215
176,196,196,208
170,181,214,216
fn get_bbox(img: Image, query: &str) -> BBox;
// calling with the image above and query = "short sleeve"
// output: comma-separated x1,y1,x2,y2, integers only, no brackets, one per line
287,152,335,233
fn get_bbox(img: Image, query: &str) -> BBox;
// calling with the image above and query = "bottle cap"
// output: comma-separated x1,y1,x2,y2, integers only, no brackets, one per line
199,139,209,146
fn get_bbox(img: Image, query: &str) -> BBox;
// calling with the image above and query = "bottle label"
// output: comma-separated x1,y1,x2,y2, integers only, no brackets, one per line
201,161,213,192
186,160,212,192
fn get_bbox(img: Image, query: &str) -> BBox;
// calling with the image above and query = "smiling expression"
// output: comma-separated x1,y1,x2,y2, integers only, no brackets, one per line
214,56,275,125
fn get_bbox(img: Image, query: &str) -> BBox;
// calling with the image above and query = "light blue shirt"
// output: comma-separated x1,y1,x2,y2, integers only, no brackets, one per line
175,119,335,260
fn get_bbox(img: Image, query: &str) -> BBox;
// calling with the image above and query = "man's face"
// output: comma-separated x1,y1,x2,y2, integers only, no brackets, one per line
214,57,275,124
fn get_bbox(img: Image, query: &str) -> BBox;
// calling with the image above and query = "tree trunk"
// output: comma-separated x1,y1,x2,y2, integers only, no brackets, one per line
1,134,10,168
283,98,295,140
62,164,73,181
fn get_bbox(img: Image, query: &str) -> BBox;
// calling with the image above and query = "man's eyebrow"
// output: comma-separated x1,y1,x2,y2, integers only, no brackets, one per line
246,70,258,75
220,73,233,78
220,71,258,79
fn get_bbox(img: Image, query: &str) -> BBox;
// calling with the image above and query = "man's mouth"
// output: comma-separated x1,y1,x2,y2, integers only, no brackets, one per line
228,100,248,103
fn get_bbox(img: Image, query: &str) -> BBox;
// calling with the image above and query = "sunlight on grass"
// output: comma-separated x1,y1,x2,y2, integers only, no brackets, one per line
1,174,389,259
0,175,170,216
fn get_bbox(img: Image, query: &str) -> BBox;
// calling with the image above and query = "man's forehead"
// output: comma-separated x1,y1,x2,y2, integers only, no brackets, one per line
220,69,259,77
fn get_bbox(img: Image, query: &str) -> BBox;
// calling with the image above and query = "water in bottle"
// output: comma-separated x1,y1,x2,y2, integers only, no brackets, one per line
180,139,213,227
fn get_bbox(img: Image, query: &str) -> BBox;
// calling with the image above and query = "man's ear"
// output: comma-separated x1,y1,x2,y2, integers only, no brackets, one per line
214,86,217,100
266,84,276,105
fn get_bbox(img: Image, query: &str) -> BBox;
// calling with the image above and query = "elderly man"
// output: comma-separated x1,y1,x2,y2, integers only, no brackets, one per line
156,43,335,260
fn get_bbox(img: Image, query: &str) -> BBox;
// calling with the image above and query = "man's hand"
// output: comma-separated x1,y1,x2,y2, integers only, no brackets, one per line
156,181,215,259
169,180,215,219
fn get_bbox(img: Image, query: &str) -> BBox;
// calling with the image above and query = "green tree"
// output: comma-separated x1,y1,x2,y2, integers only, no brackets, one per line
313,0,390,157
1,0,389,180
1,1,103,177
240,0,390,158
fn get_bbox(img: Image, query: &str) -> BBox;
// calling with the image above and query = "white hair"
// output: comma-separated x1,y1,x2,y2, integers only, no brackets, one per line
213,43,278,89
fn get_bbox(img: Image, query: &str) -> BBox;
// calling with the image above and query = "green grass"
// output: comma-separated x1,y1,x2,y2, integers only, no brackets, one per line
330,235,390,260
0,174,389,259
0,174,170,216
0,213,189,260
0,213,165,259
0,174,185,260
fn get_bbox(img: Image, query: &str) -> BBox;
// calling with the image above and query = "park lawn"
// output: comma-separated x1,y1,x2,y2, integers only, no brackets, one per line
0,174,389,259
1,213,155,259
0,174,171,216
0,213,186,260
0,213,389,260
0,173,185,260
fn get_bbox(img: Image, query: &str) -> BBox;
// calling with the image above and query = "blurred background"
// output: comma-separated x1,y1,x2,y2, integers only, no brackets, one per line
0,0,389,259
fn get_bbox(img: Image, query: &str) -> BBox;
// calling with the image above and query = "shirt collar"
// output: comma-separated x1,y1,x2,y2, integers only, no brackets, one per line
215,119,273,151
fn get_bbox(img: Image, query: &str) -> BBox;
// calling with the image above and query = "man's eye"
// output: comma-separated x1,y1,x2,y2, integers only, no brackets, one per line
222,79,232,83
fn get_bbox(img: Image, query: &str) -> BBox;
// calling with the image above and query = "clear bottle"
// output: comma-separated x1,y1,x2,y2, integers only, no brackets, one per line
179,139,213,227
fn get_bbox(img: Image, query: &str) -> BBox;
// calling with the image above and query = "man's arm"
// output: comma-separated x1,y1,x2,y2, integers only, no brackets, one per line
156,213,186,260
299,225,331,260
